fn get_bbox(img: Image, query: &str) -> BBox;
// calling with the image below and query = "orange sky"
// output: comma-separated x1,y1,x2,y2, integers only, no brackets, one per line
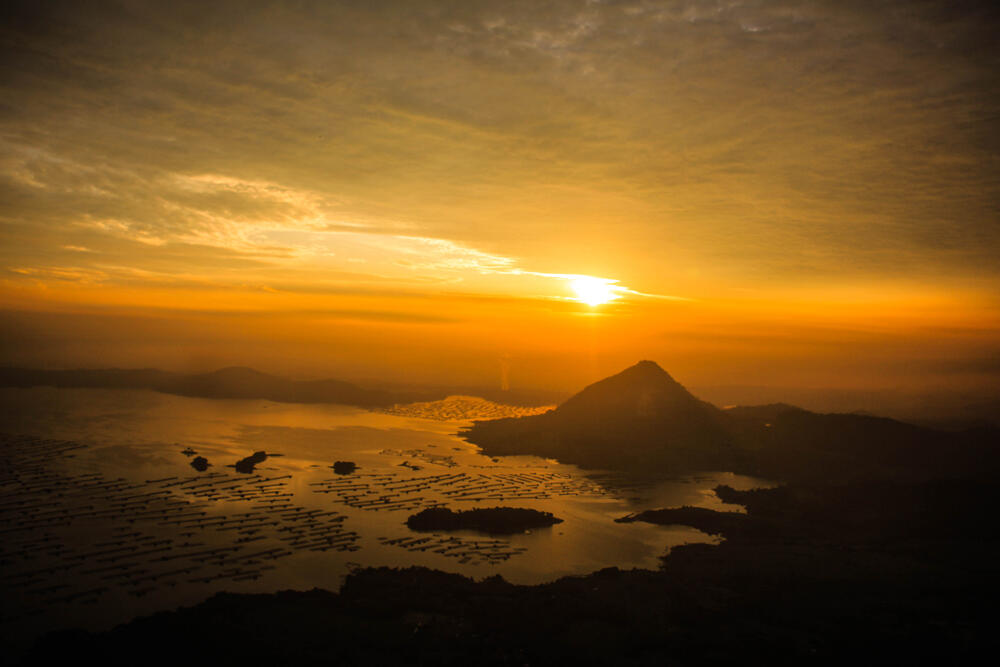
1,1,998,398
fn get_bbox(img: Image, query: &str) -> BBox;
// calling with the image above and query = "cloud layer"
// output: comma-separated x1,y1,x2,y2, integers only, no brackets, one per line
1,0,998,387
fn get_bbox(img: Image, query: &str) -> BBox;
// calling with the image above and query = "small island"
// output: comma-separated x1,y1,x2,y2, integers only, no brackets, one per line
332,461,357,475
405,507,563,535
234,451,268,474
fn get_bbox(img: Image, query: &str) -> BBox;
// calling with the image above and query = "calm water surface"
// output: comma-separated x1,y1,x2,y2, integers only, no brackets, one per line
0,387,770,644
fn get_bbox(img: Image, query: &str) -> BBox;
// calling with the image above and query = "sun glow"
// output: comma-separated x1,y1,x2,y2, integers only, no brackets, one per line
569,276,618,306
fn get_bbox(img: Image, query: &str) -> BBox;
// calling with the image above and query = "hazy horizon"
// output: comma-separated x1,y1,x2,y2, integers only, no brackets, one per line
3,353,997,428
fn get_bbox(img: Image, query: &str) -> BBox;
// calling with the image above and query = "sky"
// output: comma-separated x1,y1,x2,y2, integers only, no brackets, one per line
1,0,998,398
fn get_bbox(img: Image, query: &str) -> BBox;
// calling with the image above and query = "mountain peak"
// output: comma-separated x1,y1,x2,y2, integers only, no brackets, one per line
617,359,672,380
629,359,664,371
553,360,707,421
576,360,683,396
462,359,733,471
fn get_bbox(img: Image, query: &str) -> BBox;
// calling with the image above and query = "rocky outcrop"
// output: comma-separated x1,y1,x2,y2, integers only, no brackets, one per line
234,451,267,474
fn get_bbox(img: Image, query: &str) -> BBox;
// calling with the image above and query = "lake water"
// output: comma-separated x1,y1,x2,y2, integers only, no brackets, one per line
0,386,770,646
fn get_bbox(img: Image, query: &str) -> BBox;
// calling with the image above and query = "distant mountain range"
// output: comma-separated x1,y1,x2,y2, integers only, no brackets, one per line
0,366,562,409
462,360,999,482
0,366,405,407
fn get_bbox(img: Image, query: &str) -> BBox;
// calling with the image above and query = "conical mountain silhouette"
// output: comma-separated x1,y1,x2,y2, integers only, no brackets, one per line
464,360,999,480
463,361,735,471
554,360,721,423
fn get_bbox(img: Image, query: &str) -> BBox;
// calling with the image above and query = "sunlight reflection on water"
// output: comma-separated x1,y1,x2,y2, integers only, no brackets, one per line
0,387,771,642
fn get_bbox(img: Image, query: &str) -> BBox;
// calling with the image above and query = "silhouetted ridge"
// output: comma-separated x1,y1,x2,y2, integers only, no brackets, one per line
462,361,736,472
555,360,715,421
0,366,401,407
462,360,1000,481
722,403,806,422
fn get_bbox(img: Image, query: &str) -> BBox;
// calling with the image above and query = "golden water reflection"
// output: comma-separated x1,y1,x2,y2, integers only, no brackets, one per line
0,387,771,642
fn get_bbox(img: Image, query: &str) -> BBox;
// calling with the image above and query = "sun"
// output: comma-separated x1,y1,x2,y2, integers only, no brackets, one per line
569,276,618,306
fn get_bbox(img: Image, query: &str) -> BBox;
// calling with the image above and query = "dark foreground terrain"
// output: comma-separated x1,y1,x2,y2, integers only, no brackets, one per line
23,478,1000,666
14,362,1000,664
